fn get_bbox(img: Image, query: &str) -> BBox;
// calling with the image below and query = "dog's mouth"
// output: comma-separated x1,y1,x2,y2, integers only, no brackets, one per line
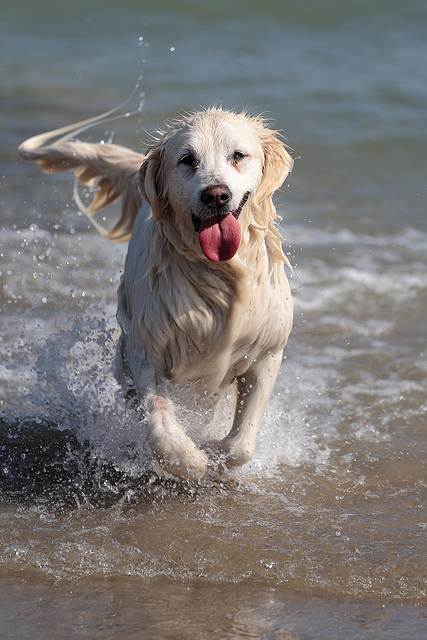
192,192,249,262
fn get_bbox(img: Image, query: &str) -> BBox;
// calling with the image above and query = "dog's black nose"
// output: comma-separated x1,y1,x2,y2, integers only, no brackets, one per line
201,185,231,209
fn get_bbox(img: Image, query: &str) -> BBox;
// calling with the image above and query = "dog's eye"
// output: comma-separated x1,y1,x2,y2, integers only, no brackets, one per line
179,153,196,167
233,151,246,162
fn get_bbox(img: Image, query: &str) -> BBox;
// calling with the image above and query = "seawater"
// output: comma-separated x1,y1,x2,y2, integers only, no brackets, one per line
1,1,426,638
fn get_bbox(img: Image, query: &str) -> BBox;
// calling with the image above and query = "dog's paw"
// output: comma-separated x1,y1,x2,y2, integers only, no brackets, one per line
158,446,208,483
204,438,255,471
147,397,208,482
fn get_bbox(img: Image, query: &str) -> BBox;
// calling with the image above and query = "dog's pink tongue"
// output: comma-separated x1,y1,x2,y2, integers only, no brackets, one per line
198,213,241,262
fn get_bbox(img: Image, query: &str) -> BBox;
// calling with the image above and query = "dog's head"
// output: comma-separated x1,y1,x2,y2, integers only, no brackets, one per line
139,108,293,262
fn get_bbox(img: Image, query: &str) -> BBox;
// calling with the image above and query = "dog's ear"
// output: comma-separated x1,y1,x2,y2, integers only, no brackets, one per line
255,128,293,206
139,147,167,221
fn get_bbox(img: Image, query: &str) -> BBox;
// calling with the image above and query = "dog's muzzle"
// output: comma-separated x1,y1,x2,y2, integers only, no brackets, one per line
192,191,250,262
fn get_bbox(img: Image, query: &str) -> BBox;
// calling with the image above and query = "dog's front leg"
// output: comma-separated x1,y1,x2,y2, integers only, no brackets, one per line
130,357,208,482
145,389,208,481
217,351,283,469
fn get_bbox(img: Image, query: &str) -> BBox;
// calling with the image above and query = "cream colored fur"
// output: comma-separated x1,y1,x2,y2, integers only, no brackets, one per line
19,107,294,481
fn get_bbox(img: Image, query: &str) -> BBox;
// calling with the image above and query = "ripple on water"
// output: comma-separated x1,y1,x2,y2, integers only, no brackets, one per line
0,225,425,611
0,411,425,608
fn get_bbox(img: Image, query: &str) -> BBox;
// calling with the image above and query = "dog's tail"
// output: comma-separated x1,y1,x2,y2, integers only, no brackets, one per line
18,111,144,242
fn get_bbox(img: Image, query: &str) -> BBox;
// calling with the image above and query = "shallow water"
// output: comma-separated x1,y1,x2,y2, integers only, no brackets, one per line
1,1,427,638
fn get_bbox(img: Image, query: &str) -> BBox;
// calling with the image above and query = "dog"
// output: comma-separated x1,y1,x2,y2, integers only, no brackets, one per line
19,106,294,481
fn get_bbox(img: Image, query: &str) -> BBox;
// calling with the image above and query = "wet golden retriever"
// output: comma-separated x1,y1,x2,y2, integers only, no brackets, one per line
19,107,294,481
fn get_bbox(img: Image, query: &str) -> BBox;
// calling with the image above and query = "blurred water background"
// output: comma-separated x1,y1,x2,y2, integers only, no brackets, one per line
1,1,426,638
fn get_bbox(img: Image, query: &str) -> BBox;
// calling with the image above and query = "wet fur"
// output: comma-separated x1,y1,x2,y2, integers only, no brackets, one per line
19,107,294,481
